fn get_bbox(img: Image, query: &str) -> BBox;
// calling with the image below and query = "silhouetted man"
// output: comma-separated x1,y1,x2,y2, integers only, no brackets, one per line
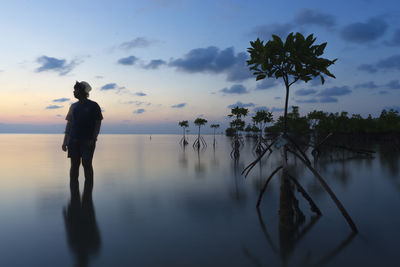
62,81,103,188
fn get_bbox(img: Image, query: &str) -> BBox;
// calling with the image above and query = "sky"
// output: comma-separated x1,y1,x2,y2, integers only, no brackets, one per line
0,0,399,133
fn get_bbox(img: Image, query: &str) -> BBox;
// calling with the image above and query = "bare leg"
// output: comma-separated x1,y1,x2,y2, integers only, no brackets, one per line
82,158,94,193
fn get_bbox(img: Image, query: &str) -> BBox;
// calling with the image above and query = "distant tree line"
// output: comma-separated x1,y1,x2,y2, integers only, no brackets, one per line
226,106,400,136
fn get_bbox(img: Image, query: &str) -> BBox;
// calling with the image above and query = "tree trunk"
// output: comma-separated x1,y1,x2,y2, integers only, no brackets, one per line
283,82,290,135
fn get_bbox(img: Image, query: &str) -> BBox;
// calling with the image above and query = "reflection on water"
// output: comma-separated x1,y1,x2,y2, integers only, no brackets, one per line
63,177,101,267
0,134,399,266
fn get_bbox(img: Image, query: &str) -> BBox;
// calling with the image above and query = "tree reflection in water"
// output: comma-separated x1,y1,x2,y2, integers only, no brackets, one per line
63,178,101,267
242,208,356,267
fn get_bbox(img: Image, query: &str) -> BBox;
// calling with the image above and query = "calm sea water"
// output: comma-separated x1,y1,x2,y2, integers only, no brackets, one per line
0,134,399,267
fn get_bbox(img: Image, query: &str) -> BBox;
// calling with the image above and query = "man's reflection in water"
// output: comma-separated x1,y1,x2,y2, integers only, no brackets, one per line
63,178,101,267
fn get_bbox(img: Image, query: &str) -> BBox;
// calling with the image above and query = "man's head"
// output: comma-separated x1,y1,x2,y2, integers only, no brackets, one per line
73,81,92,99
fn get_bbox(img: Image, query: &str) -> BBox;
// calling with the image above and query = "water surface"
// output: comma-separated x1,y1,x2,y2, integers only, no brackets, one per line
0,134,399,266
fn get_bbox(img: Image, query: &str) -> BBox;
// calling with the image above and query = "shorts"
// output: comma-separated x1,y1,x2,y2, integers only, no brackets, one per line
67,139,96,160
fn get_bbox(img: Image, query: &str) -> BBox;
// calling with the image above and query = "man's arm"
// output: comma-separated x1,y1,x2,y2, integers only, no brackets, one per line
93,120,102,141
62,121,71,151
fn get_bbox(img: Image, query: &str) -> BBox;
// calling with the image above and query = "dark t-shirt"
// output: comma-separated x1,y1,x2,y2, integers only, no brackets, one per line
66,100,103,142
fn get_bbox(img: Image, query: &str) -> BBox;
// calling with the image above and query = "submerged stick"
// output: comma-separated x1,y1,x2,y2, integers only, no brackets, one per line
287,174,322,215
256,165,283,207
287,148,358,233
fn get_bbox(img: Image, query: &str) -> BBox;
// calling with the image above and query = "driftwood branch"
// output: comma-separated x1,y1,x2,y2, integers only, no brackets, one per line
287,148,358,233
287,174,322,216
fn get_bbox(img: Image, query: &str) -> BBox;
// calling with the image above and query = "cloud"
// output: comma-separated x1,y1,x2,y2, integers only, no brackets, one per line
220,84,249,94
56,114,62,118
253,106,269,112
295,88,317,96
95,75,104,79
251,23,293,39
319,96,338,103
270,107,286,112
45,105,63,109
376,55,400,71
135,92,147,96
384,28,400,46
340,17,388,43
296,98,318,103
52,98,70,102
100,83,125,93
386,80,400,89
227,101,255,109
318,86,352,96
294,8,336,28
357,64,377,73
143,59,167,69
354,81,378,89
133,108,146,114
170,46,235,73
36,56,79,75
379,90,388,95
256,79,278,90
120,100,151,106
120,37,155,50
171,103,186,108
117,56,138,65
274,96,281,100
101,83,118,90
169,46,252,82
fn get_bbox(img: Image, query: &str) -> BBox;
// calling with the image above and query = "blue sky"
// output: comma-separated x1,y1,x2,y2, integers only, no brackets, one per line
0,0,399,133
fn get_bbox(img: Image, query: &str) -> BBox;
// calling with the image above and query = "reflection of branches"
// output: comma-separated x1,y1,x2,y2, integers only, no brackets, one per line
309,232,356,267
287,148,358,233
243,208,354,267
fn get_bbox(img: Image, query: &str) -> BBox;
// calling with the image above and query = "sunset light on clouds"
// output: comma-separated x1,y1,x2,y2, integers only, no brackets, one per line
0,0,399,133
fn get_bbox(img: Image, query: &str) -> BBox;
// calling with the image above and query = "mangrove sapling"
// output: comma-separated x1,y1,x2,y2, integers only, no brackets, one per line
247,32,358,232
178,120,189,146
210,124,220,148
228,106,249,159
252,110,274,154
193,118,207,149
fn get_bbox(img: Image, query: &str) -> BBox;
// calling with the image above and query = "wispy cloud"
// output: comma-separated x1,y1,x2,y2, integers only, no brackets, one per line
171,103,186,108
317,86,352,97
227,101,255,109
120,37,156,50
294,8,336,28
354,81,378,89
253,106,269,112
256,79,278,90
169,46,252,82
52,98,70,102
100,83,125,92
36,56,80,75
295,88,317,96
117,56,138,65
296,98,318,103
143,59,167,69
384,28,400,46
359,55,400,73
319,96,338,103
45,105,63,109
340,17,388,44
385,80,400,89
133,108,146,114
220,84,249,94
135,92,147,96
